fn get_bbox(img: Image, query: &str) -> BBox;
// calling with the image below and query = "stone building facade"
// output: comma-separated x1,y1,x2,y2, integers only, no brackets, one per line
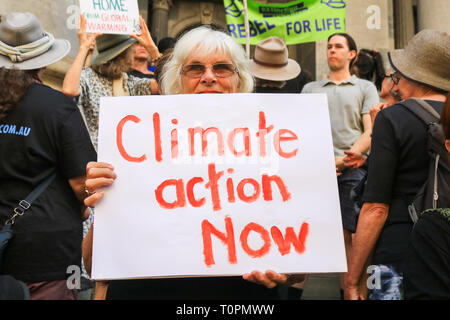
0,0,448,88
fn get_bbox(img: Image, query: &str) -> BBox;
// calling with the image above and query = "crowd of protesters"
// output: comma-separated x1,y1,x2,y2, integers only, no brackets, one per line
0,11,449,300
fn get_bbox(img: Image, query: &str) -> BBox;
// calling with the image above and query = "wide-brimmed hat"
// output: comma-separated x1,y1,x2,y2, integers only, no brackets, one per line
90,34,137,66
388,29,450,92
0,12,70,70
249,36,301,81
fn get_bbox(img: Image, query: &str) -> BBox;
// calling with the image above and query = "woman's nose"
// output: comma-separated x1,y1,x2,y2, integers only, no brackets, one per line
201,66,217,84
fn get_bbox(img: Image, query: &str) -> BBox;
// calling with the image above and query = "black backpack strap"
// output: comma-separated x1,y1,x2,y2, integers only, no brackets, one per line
4,171,56,225
399,98,441,125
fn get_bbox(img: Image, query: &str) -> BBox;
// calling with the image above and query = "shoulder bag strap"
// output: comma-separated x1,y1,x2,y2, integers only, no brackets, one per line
400,98,441,125
5,171,57,225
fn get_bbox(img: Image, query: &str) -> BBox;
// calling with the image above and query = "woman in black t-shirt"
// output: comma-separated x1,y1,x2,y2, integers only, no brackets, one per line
0,13,96,299
344,30,450,300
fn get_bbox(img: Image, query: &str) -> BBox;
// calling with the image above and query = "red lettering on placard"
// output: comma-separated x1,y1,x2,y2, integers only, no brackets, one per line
240,222,271,258
226,168,235,203
188,127,224,157
186,177,205,207
153,113,162,162
205,163,224,211
262,174,291,201
256,111,274,157
236,178,260,203
271,222,309,255
201,216,237,267
154,179,186,209
273,129,298,158
201,218,309,266
227,128,251,157
171,119,178,159
116,115,147,163
153,165,292,210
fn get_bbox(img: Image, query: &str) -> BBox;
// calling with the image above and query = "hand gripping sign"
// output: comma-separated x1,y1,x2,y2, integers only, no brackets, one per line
92,93,346,280
79,0,140,34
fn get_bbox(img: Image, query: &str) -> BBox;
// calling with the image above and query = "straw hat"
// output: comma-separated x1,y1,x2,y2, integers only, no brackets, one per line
90,34,137,66
0,12,70,70
249,36,301,81
388,29,450,92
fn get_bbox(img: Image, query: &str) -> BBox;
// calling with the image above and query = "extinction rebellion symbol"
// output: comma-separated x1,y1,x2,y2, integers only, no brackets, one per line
321,0,346,9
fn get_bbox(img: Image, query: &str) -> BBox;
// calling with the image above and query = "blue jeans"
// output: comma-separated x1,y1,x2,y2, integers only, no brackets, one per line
337,168,366,233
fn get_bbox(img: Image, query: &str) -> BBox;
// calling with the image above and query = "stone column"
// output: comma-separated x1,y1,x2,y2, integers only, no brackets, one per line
151,0,172,44
417,0,450,33
393,0,415,49
138,0,149,22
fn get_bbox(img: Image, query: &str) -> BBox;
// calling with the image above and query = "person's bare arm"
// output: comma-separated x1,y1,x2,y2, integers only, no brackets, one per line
344,202,389,300
349,113,372,154
62,15,101,97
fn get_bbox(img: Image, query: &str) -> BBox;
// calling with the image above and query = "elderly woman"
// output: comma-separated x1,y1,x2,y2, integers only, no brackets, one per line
344,30,449,300
83,26,303,300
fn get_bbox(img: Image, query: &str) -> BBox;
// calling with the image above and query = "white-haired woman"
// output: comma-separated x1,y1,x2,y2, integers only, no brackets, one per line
82,26,304,300
159,26,254,95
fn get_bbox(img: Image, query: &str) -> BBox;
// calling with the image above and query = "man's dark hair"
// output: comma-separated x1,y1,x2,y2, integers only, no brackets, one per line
328,32,358,69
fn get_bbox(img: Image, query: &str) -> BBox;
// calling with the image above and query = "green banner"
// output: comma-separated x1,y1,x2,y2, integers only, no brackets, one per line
223,0,346,45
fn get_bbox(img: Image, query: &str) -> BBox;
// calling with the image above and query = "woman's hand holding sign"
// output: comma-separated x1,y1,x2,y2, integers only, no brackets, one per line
243,270,306,288
84,161,116,208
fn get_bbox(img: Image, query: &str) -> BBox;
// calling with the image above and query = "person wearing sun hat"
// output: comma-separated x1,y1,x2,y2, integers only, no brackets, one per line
0,12,97,299
0,12,70,71
345,29,449,300
62,14,161,150
249,36,311,93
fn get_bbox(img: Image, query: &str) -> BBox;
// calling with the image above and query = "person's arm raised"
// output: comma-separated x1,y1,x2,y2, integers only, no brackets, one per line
130,16,161,61
62,15,101,97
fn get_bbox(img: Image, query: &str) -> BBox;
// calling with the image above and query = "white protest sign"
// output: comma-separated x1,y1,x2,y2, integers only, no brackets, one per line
79,0,140,34
92,93,347,280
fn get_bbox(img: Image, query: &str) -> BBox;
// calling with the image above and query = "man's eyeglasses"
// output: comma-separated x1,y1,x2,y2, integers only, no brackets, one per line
181,63,239,78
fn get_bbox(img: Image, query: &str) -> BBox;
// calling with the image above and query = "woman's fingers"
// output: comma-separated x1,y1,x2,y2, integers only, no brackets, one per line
84,162,116,208
243,271,279,289
265,270,288,284
87,161,114,173
85,177,115,194
86,167,117,180
84,191,104,208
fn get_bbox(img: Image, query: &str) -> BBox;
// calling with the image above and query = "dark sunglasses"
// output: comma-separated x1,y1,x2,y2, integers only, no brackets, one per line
181,63,239,78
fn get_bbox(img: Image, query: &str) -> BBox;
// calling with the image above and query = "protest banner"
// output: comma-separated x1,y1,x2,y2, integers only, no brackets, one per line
91,93,347,280
79,0,140,34
224,0,346,45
